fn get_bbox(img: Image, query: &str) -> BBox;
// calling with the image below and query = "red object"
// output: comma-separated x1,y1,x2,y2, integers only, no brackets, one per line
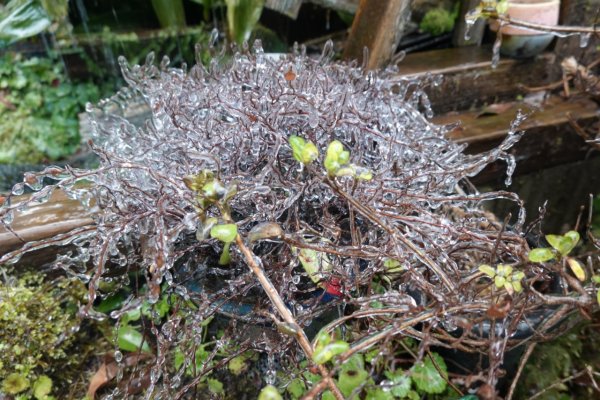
325,277,342,297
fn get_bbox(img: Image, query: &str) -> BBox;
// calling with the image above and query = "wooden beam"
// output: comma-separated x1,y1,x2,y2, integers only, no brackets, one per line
433,96,600,183
343,0,412,69
399,46,555,114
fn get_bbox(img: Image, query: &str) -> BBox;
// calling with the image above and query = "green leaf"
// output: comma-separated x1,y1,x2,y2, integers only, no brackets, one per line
2,373,30,395
410,353,448,394
496,0,509,14
494,275,506,289
566,258,586,281
597,289,600,306
289,135,319,164
286,378,306,399
33,375,52,400
592,275,600,284
0,0,51,46
296,247,332,284
365,388,394,400
227,354,248,376
338,354,369,397
257,384,282,400
225,0,264,45
210,224,238,243
478,264,496,278
207,378,224,395
325,140,345,174
321,391,336,400
117,325,152,353
528,248,556,263
313,341,349,364
384,370,412,398
95,292,127,313
546,232,579,256
314,329,332,348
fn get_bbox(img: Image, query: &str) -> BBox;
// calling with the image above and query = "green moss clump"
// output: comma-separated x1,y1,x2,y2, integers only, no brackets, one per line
0,272,88,399
419,7,457,36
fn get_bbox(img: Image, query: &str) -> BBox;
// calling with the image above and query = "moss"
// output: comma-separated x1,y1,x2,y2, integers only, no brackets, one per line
419,7,458,36
0,272,107,399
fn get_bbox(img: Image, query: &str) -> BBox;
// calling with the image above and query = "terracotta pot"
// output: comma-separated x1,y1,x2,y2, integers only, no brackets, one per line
490,0,561,58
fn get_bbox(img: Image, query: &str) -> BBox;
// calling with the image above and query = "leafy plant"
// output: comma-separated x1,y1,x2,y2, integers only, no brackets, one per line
419,3,459,36
0,54,102,164
225,0,264,45
528,231,586,281
479,263,525,294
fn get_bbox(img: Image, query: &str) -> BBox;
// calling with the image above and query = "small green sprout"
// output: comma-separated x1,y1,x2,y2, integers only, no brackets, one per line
210,224,238,265
312,329,350,365
324,140,372,180
183,170,238,213
479,264,525,295
258,385,283,400
289,135,319,165
528,231,586,281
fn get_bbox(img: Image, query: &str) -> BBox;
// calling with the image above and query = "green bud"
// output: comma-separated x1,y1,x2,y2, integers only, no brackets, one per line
258,385,283,400
210,224,238,243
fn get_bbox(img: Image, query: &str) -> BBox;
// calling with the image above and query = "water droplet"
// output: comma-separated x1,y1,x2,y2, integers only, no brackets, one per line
579,33,591,48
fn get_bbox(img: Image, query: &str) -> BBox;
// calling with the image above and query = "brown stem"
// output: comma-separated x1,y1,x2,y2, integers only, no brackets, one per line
506,342,537,400
325,177,456,293
494,15,598,34
233,234,345,400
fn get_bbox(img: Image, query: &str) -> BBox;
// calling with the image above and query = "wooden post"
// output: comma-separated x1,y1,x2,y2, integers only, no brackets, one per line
453,0,486,46
553,0,600,72
343,0,412,69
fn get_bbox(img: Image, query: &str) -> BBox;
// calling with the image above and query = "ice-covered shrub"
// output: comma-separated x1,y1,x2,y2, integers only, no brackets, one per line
2,35,595,397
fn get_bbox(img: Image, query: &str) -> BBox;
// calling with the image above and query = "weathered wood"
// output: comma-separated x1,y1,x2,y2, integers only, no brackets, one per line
433,96,600,183
452,0,485,47
552,0,600,76
400,46,556,113
0,190,94,256
343,0,412,69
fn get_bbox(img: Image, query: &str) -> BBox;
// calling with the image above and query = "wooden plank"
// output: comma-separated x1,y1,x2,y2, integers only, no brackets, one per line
434,97,599,144
399,47,556,113
432,96,600,183
0,190,94,256
343,0,412,69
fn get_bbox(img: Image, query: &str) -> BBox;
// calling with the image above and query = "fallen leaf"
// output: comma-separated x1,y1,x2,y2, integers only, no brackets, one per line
87,353,153,399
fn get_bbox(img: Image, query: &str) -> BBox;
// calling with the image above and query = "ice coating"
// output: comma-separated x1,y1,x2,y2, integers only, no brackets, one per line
1,38,527,308
0,38,538,395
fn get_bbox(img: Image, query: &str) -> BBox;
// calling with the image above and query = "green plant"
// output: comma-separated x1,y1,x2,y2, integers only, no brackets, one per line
0,54,103,164
224,0,264,45
150,0,186,28
419,3,459,36
528,231,586,281
479,263,525,294
0,0,70,46
0,272,91,399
